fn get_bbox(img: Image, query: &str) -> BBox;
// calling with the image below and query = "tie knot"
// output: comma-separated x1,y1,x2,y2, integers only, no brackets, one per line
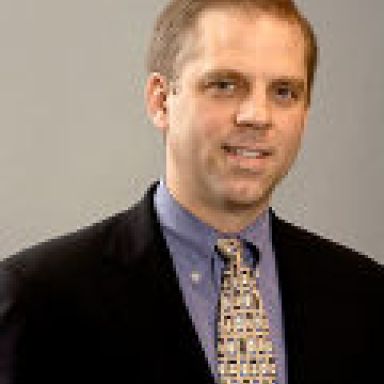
216,238,243,263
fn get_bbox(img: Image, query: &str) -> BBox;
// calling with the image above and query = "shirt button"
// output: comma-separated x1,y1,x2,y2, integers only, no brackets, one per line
190,271,201,284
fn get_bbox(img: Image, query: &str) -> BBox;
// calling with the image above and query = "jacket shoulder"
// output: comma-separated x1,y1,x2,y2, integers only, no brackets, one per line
0,187,158,287
271,213,384,283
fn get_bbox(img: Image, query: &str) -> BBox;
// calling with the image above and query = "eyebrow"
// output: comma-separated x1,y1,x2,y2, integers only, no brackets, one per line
198,68,306,89
198,69,248,83
273,77,305,86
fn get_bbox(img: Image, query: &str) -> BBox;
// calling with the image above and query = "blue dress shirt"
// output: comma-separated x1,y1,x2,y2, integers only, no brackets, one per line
154,181,287,384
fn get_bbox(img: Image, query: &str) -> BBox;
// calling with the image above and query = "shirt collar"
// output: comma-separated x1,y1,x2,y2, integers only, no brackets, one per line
154,180,217,261
154,180,272,262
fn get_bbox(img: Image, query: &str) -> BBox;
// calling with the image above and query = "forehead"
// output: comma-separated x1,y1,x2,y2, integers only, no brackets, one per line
179,8,307,80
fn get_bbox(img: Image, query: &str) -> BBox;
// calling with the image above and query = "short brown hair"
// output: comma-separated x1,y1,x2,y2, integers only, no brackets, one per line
147,0,318,103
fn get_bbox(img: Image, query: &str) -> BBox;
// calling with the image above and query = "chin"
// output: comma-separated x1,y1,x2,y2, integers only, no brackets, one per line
227,193,268,210
217,181,272,211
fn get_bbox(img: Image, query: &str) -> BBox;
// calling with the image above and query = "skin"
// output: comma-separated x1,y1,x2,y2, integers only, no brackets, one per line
146,8,309,233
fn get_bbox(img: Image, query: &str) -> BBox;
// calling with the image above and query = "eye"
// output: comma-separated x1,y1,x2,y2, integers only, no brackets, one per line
214,79,235,89
208,79,237,93
270,81,305,106
274,85,297,100
198,74,250,98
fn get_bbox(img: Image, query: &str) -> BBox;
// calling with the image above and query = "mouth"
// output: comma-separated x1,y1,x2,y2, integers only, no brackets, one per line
222,144,273,159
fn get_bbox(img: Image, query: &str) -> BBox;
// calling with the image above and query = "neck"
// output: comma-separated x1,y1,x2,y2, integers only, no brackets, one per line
165,181,269,234
198,205,268,233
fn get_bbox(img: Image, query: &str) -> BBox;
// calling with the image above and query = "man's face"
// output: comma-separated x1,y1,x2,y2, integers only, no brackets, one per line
149,8,309,226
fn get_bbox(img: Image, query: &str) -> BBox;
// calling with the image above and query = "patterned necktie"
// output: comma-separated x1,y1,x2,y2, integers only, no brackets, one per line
216,238,277,384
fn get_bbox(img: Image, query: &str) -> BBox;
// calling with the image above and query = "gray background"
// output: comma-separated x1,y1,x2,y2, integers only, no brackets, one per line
0,0,383,264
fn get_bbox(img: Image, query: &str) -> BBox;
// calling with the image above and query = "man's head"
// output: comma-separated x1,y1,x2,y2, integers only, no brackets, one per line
147,0,318,104
146,0,317,232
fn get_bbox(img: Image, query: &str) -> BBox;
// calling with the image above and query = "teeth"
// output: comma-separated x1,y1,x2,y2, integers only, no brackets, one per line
235,148,263,158
223,145,270,158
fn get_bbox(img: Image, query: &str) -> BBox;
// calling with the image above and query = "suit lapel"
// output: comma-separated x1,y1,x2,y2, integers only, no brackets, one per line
271,212,348,384
271,214,306,383
105,184,215,383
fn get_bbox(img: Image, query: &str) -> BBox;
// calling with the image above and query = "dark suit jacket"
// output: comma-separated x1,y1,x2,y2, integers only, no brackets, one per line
1,185,383,384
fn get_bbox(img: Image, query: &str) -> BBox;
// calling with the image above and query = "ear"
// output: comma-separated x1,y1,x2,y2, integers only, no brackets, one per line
145,72,170,132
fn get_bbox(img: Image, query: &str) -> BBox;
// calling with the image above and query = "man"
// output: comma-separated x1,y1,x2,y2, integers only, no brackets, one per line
0,1,383,383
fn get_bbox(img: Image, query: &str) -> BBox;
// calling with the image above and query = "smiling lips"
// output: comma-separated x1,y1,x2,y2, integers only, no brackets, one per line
222,144,273,159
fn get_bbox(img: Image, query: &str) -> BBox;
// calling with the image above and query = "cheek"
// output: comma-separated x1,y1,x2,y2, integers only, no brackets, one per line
195,102,235,142
187,107,227,149
283,128,305,159
275,115,306,160
278,110,306,140
167,109,210,163
168,96,235,158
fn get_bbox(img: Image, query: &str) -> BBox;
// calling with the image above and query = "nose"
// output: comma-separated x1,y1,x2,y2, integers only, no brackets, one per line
235,89,272,130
